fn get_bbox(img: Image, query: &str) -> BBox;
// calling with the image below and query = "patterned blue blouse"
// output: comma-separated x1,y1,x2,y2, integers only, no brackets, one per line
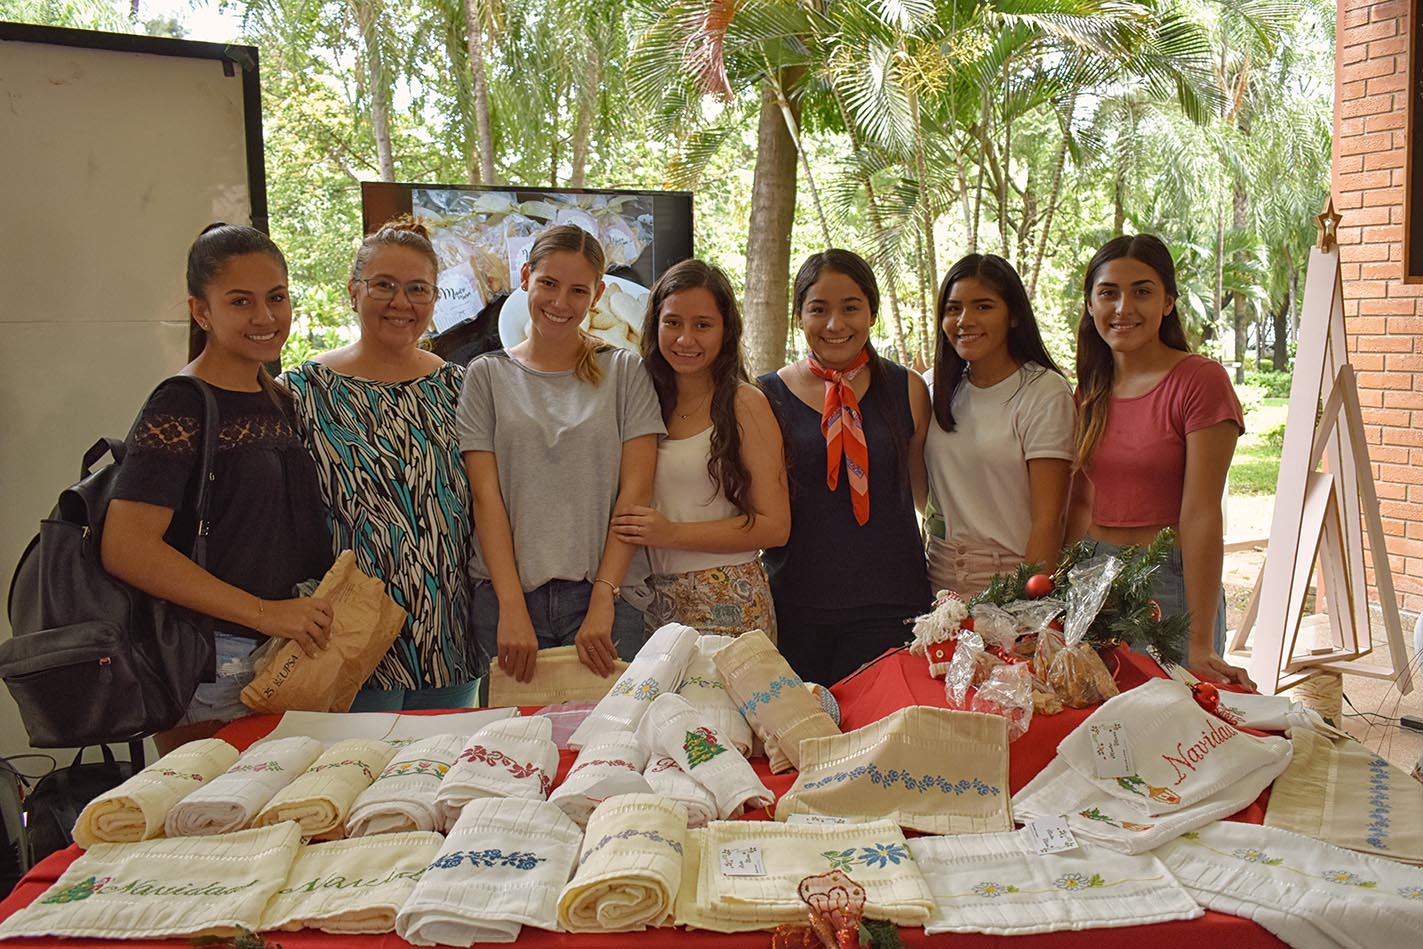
283,361,484,690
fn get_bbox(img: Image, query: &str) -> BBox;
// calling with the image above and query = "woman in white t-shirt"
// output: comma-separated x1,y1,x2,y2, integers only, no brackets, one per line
925,253,1075,596
611,260,790,638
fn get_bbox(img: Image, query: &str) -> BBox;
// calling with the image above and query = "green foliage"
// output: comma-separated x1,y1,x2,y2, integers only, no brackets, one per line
1233,383,1264,418
1243,368,1293,398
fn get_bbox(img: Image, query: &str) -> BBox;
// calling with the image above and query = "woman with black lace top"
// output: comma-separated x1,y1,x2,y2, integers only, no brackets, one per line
101,225,334,753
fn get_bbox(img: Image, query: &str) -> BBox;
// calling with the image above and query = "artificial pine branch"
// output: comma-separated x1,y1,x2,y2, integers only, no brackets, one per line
968,561,1040,608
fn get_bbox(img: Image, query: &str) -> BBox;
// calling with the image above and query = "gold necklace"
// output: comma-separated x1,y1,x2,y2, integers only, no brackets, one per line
676,389,712,420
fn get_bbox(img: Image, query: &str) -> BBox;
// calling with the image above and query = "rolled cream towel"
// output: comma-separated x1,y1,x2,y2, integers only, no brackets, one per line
395,797,583,946
567,622,700,749
642,757,717,828
260,831,444,933
676,635,753,756
0,822,301,941
558,793,687,932
73,738,239,848
434,716,559,831
163,736,322,838
346,733,466,837
548,730,649,828
488,643,628,707
253,738,396,839
636,693,771,820
712,629,839,773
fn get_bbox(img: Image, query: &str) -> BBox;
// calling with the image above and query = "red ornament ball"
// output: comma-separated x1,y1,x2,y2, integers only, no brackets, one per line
1191,681,1220,713
1024,574,1054,598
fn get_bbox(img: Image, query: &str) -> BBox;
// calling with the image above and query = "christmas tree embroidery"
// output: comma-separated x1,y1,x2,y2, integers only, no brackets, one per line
682,726,728,768
40,875,111,904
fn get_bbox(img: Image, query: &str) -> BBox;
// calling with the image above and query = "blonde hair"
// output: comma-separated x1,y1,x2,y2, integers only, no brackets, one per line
526,224,608,384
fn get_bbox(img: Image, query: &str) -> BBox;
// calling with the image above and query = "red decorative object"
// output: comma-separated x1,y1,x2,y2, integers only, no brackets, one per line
1024,574,1054,598
1148,599,1163,622
1190,680,1220,714
960,616,975,632
797,870,866,949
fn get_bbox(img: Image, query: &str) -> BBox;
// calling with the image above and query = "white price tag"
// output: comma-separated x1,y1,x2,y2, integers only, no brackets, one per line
786,813,850,826
1024,816,1079,854
1089,720,1133,779
718,846,767,877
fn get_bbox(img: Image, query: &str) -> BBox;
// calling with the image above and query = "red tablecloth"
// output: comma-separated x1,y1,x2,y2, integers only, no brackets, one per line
0,647,1284,948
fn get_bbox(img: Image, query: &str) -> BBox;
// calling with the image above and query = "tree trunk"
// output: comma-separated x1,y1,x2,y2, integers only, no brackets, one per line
1029,117,1071,299
354,2,395,181
1273,244,1294,370
907,88,937,364
769,75,831,246
743,75,801,376
1213,203,1225,360
1231,176,1248,381
130,0,140,21
569,45,601,188
464,0,496,185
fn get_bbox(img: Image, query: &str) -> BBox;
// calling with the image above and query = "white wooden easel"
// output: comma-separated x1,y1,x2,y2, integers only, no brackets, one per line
1227,201,1414,696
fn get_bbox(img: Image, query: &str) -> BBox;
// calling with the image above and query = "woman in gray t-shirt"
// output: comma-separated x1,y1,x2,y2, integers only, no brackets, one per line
458,225,665,686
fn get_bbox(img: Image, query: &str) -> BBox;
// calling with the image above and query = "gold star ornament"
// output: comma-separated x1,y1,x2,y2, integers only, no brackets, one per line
1316,197,1342,251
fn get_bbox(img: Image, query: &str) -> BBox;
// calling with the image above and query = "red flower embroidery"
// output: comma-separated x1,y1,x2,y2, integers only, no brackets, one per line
458,745,552,796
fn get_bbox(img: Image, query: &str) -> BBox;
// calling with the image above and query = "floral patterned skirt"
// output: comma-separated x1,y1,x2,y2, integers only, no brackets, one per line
645,558,777,642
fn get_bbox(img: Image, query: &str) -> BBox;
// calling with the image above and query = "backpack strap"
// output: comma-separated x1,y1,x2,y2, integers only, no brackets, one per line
157,376,221,570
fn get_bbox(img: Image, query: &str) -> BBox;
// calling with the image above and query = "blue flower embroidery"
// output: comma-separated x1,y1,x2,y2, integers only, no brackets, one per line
1398,885,1423,900
737,674,804,717
579,829,684,866
427,849,546,872
858,843,909,869
800,763,1000,798
1365,756,1392,850
972,882,1017,898
1321,870,1376,888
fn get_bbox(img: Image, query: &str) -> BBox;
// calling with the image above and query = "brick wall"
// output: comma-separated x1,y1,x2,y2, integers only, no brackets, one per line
1335,0,1423,612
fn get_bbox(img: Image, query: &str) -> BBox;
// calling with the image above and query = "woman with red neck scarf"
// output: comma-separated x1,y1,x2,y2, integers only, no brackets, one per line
758,249,932,684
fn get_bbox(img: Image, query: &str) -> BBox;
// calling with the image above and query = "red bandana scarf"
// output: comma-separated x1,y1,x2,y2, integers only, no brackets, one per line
807,349,871,525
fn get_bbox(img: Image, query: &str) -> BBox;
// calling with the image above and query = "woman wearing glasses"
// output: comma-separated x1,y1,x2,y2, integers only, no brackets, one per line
284,216,486,710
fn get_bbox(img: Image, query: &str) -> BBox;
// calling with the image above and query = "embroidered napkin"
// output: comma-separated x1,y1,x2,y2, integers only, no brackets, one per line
558,793,687,932
0,822,300,940
260,831,444,933
636,692,772,820
1055,679,1292,815
346,734,466,837
72,738,239,848
568,621,700,749
907,831,1200,935
643,757,717,829
488,644,628,707
252,738,396,839
1012,750,1289,855
695,818,934,928
1156,822,1423,949
712,629,840,773
163,736,322,838
434,716,559,831
777,706,1012,835
676,634,753,756
395,797,584,946
549,730,650,829
1265,729,1423,865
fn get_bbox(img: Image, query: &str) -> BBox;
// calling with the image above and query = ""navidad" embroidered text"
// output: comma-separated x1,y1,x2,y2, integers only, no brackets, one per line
1160,720,1240,784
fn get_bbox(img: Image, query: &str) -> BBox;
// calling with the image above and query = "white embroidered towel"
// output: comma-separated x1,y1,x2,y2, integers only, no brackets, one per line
907,831,1200,935
1055,678,1292,816
434,716,559,831
696,818,934,928
712,629,840,773
676,634,753,756
557,793,687,932
1155,822,1423,949
0,822,300,940
252,738,396,839
777,706,1013,835
72,738,239,848
163,736,322,838
1012,751,1290,855
636,692,772,820
568,622,700,749
346,733,466,837
260,831,444,933
395,797,583,946
548,730,650,829
1265,729,1423,866
674,827,770,933
488,643,628,707
643,757,717,828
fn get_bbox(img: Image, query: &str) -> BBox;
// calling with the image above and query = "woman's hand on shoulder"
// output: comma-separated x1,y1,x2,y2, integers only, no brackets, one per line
611,505,676,547
259,596,334,658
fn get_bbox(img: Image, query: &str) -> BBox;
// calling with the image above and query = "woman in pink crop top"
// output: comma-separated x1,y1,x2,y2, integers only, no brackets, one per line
1065,235,1252,687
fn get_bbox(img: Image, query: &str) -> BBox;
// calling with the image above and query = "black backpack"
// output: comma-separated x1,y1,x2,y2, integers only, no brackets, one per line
0,376,220,748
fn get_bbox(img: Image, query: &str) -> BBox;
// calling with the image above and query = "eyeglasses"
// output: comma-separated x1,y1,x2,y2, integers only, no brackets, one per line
358,277,437,305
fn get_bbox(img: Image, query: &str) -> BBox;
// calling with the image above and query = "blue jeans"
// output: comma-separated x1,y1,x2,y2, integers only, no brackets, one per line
349,680,480,712
178,632,257,726
1085,538,1227,661
471,578,647,668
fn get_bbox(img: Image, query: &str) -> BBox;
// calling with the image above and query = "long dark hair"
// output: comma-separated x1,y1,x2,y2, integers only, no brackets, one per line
932,253,1064,432
525,224,608,385
1075,234,1190,469
640,259,754,519
791,249,908,466
186,222,291,407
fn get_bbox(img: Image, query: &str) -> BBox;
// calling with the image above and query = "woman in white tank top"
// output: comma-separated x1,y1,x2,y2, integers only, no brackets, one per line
610,260,790,638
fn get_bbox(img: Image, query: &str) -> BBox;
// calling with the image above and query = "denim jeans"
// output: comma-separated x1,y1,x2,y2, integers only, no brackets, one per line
471,578,647,667
178,631,257,726
1085,537,1227,661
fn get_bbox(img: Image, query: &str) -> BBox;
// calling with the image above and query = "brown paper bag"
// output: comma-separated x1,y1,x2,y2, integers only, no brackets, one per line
240,551,405,714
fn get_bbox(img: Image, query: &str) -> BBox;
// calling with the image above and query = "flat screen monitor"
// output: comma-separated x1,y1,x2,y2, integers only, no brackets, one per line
361,182,694,364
